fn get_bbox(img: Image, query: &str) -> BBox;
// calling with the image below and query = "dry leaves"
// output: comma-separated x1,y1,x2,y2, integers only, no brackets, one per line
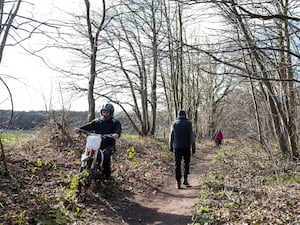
0,133,172,224
193,139,300,225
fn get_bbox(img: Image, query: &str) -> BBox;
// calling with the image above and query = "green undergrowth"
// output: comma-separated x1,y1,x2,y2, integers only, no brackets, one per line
192,140,300,225
0,131,32,144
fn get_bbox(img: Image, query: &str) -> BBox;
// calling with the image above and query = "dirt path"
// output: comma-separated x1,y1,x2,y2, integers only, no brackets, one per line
121,147,216,225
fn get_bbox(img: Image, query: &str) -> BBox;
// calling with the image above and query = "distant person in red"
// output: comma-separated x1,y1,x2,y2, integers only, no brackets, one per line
214,130,223,147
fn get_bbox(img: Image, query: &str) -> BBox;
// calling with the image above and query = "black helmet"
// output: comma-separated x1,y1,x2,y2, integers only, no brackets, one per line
101,103,114,115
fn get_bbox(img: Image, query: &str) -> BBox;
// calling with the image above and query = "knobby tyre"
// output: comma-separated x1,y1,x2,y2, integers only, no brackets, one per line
77,160,93,196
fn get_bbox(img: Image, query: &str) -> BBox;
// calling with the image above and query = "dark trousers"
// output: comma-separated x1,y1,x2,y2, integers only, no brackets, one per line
215,140,221,146
174,148,191,182
102,145,115,177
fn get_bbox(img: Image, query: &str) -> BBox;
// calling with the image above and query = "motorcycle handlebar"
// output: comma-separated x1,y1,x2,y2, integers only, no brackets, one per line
75,129,113,138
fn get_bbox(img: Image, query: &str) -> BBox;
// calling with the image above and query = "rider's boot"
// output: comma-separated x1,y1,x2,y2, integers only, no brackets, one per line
104,171,113,180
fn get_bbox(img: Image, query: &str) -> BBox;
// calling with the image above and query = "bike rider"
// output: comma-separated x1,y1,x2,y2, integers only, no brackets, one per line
75,103,122,180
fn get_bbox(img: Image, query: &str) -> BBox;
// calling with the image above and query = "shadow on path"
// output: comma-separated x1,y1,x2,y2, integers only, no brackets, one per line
120,198,192,225
117,146,217,225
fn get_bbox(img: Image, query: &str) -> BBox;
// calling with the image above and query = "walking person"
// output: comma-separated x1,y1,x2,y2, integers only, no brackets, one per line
214,130,223,147
169,110,196,189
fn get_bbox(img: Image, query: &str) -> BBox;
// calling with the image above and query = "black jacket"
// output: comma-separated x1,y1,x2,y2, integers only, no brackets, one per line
79,116,122,148
169,116,195,153
80,117,121,135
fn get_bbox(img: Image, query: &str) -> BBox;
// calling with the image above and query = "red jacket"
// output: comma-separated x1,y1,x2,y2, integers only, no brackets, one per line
215,131,223,141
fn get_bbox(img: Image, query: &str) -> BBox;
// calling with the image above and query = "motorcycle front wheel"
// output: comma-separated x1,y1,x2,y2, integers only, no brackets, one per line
77,160,93,195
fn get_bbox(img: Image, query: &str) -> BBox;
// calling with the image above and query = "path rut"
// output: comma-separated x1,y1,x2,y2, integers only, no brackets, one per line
122,147,216,225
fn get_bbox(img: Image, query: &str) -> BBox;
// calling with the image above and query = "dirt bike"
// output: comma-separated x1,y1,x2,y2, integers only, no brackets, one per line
76,130,111,195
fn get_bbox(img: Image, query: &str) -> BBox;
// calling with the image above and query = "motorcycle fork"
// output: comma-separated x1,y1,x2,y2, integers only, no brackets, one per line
90,149,99,169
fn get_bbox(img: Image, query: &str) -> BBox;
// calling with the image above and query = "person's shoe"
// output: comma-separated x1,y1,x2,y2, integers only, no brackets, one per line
177,181,181,189
183,178,191,186
183,181,191,187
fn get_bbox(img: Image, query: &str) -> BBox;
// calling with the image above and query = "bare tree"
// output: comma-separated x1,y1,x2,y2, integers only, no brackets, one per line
183,0,300,159
0,0,57,173
0,0,26,174
44,0,118,122
0,0,22,63
84,0,106,121
160,1,183,119
158,1,238,138
225,0,299,159
92,0,165,136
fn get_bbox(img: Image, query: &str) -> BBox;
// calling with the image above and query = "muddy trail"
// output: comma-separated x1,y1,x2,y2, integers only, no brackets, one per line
117,147,217,225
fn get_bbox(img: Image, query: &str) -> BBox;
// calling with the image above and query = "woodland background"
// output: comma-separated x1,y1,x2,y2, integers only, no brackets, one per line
0,1,300,224
1,0,300,161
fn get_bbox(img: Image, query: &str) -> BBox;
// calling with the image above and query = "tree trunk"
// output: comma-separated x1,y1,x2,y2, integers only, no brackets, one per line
84,0,106,121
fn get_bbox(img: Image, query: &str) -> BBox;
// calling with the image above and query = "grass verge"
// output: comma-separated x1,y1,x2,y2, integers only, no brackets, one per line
192,140,300,225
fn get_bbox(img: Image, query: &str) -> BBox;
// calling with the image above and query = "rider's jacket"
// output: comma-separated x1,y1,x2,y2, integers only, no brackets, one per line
79,116,122,148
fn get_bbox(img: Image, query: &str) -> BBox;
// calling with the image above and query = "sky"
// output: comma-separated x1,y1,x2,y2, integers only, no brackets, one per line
0,0,221,112
1,0,88,112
